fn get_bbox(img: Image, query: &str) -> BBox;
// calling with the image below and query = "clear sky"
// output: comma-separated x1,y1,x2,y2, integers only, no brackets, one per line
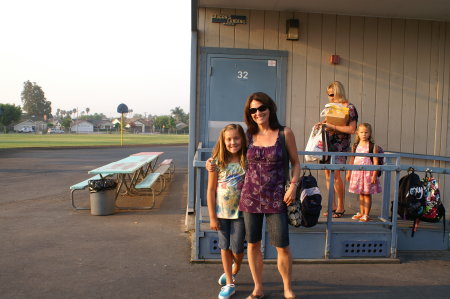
0,0,191,118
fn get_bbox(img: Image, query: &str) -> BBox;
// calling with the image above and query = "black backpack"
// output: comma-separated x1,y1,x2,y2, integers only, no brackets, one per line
280,127,322,227
396,168,426,236
297,170,322,227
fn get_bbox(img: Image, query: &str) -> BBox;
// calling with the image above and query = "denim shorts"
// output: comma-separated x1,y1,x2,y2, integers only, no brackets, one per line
218,217,246,254
243,212,289,248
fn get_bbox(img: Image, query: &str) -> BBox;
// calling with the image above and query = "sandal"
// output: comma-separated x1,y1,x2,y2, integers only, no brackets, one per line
332,210,345,218
323,209,336,217
246,294,265,299
352,213,363,220
359,215,370,222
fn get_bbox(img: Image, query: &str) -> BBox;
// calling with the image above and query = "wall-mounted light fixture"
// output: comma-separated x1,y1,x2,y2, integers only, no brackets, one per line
286,19,299,40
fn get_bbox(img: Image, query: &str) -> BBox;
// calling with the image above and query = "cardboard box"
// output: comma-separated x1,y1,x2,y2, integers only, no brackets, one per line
326,114,349,126
323,104,349,126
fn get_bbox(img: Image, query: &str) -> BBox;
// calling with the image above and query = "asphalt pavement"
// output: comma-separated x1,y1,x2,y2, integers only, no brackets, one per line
0,145,449,299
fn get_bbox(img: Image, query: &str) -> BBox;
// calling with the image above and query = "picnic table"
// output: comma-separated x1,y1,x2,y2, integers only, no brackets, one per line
89,152,163,197
70,152,174,211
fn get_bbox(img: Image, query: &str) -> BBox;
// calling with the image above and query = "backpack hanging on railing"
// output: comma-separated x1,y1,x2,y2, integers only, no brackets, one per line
280,126,302,227
420,171,446,239
297,169,322,227
286,169,323,228
280,127,322,227
421,171,445,222
396,168,426,237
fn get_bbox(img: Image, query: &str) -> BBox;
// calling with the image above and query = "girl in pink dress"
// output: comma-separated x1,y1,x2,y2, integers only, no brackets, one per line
346,123,382,222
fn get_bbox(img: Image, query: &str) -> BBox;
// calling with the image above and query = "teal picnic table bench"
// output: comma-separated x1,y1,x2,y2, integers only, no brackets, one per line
69,174,113,210
152,158,175,191
130,153,175,192
70,152,174,211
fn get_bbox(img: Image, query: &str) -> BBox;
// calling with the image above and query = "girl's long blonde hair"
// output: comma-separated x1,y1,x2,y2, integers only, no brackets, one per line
212,124,247,169
353,123,375,151
328,81,348,103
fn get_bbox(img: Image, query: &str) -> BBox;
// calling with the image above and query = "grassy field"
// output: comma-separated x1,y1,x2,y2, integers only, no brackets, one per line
0,133,188,149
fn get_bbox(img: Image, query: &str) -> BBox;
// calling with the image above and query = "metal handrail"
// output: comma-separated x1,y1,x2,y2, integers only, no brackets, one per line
192,146,450,260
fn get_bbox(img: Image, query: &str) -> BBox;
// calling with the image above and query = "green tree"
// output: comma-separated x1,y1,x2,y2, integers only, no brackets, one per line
170,106,185,123
61,116,72,130
21,81,52,120
182,112,189,125
0,103,22,132
94,113,107,121
153,115,176,131
78,113,107,121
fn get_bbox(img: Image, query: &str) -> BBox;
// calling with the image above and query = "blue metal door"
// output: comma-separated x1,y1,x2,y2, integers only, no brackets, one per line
201,48,288,147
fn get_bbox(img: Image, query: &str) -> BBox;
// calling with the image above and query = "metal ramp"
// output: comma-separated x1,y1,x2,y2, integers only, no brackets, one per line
195,208,394,261
191,146,450,262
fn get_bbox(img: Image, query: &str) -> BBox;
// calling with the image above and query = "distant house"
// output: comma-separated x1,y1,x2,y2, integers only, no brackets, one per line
176,122,188,130
49,120,63,130
111,119,121,129
131,118,153,133
70,120,94,133
112,118,153,133
14,120,35,132
13,120,47,133
92,119,113,131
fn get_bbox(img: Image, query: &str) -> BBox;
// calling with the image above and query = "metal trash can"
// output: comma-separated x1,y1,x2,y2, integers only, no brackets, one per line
88,179,117,216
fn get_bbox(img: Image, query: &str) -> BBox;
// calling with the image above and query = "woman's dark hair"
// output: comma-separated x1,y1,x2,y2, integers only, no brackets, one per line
243,92,281,135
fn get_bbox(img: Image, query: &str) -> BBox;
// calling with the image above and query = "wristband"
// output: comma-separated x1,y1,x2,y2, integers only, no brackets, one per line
291,180,299,187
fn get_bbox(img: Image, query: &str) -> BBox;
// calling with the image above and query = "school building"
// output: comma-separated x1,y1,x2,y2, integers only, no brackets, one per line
188,0,450,260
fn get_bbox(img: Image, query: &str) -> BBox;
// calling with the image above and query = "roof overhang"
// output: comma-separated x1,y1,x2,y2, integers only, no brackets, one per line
197,0,450,22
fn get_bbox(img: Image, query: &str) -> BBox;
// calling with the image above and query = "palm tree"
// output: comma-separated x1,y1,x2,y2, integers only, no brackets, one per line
171,106,185,123
86,107,90,115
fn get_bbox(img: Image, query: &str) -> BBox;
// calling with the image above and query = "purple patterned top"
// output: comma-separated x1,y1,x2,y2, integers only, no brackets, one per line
239,130,287,214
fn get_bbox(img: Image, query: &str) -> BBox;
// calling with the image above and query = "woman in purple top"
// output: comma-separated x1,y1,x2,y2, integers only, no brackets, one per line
240,92,300,299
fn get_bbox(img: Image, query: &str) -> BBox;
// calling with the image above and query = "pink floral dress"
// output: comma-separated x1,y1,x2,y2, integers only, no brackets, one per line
348,143,382,195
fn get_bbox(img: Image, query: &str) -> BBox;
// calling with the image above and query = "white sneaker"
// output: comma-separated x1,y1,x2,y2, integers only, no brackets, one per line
217,272,236,286
218,263,237,286
218,284,235,299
